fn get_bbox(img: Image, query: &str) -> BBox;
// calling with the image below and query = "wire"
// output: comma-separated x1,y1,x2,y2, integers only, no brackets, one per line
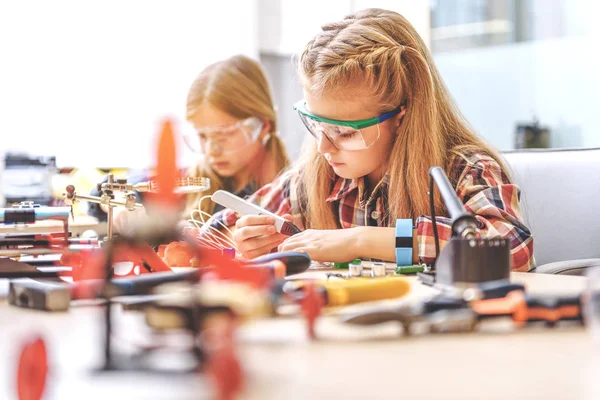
200,196,237,240
186,195,240,253
194,236,221,250
189,219,236,250
198,196,213,222
429,172,440,262
187,196,217,224
189,209,237,248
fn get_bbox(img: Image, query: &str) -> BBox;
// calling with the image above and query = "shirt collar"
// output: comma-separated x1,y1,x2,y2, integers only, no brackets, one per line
223,179,257,200
326,174,389,204
236,181,257,199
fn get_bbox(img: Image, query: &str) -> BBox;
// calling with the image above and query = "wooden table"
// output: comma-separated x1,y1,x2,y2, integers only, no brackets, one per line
0,269,597,400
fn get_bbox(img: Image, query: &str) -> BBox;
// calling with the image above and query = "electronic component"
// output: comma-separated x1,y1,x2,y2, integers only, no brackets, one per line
396,265,425,275
9,279,71,312
333,261,349,269
349,259,363,277
370,262,387,277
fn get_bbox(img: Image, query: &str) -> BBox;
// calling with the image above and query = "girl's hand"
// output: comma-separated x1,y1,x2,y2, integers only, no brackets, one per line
232,214,292,259
278,228,359,263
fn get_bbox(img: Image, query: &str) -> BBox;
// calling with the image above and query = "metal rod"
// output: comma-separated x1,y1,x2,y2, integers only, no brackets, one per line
70,193,143,209
63,220,69,243
429,166,479,238
101,181,152,193
107,174,114,240
100,177,210,194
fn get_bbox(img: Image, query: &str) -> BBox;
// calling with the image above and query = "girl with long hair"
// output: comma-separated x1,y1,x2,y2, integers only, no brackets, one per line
211,9,533,271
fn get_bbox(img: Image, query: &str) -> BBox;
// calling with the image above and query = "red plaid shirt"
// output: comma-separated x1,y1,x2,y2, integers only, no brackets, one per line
210,151,534,271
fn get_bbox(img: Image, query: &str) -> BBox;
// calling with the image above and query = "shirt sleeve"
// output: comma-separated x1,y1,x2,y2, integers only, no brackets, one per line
415,155,534,272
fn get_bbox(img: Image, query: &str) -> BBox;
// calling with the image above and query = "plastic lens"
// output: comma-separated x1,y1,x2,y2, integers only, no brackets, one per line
184,117,263,154
298,113,379,150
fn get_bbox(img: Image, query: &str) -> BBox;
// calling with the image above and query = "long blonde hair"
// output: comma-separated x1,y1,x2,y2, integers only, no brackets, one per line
297,8,509,229
185,55,289,217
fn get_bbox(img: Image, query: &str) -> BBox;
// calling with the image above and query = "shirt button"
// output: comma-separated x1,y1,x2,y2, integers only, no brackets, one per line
371,210,380,220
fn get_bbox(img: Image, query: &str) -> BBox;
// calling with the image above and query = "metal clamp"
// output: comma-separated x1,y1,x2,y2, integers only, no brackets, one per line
64,174,144,240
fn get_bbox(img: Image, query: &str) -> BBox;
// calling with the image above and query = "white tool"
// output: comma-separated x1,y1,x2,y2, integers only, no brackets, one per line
211,190,301,236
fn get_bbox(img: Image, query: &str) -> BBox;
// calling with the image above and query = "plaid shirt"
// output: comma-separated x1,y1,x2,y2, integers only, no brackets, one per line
210,151,534,271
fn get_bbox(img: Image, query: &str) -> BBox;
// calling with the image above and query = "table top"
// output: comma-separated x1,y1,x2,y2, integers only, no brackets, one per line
0,268,597,400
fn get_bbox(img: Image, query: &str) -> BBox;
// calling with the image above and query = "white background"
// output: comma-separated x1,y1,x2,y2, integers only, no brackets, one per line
0,0,258,169
2,0,598,172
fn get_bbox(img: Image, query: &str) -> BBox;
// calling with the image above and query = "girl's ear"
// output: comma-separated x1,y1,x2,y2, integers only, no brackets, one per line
395,106,407,131
261,119,271,135
260,119,272,146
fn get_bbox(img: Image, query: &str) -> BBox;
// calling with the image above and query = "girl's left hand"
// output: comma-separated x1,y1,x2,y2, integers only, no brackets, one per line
278,229,359,263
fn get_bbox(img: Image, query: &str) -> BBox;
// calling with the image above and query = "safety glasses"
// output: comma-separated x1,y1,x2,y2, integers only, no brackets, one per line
183,117,263,154
293,100,404,150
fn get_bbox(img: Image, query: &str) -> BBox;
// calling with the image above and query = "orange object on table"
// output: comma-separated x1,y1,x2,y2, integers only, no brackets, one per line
17,336,48,400
163,241,195,267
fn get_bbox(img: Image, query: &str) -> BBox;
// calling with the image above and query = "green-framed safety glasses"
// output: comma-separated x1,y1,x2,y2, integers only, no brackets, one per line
293,100,404,150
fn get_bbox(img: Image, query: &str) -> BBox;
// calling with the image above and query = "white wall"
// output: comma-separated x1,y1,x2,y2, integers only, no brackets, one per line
259,0,430,56
0,0,258,169
351,0,430,46
433,0,600,151
435,34,600,151
259,0,353,55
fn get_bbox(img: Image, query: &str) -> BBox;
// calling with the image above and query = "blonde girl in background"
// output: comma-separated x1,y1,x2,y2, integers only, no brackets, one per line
209,9,533,271
183,54,289,218
112,55,289,234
